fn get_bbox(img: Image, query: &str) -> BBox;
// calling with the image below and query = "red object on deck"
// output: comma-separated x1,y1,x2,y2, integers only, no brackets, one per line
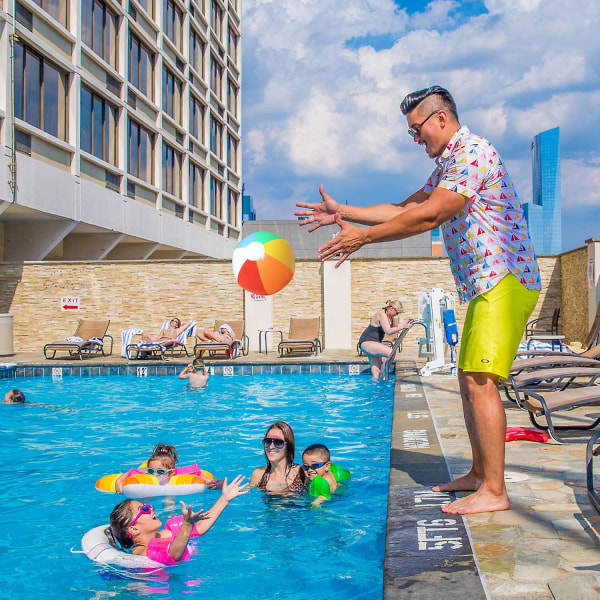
505,427,549,443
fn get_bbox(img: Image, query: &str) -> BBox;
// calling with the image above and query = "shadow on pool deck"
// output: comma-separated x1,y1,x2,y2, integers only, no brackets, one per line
5,349,600,598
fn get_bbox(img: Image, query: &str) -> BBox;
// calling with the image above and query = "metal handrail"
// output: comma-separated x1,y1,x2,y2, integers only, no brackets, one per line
379,320,427,381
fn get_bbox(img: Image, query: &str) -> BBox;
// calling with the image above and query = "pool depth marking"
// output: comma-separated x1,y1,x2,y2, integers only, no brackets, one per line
384,368,487,599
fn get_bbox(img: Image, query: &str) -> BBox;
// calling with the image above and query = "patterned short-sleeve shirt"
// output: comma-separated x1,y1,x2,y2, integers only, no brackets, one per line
421,126,541,303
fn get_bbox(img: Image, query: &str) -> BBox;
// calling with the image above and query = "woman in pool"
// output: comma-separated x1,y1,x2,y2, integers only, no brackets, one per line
106,475,248,563
358,299,414,379
114,443,222,493
249,421,305,494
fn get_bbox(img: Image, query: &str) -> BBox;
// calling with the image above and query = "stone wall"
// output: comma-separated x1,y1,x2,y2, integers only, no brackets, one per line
560,246,589,344
0,254,572,354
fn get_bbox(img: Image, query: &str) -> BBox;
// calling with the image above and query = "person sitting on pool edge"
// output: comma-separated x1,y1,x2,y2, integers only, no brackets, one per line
178,358,209,388
302,444,337,506
250,421,306,494
106,475,249,564
114,443,222,494
4,389,26,403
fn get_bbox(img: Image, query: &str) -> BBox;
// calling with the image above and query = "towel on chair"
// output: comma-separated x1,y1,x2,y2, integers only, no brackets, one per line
121,328,143,357
66,336,84,343
220,323,235,339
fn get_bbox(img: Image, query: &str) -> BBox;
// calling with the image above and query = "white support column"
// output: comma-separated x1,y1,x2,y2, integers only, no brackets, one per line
244,291,273,352
587,237,600,326
323,260,352,349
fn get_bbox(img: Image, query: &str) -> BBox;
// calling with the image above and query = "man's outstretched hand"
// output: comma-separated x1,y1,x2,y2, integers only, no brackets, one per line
318,214,366,267
294,185,340,233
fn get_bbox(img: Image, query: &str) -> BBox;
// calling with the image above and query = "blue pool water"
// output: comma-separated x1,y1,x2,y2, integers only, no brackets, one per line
1,372,394,599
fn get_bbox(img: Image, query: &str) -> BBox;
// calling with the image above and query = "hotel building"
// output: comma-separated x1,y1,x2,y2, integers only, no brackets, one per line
0,0,242,260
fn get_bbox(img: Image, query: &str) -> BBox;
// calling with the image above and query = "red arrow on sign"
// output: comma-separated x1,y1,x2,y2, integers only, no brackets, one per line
62,304,79,310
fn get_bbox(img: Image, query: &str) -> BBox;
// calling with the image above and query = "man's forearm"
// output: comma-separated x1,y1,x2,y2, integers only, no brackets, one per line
338,190,427,225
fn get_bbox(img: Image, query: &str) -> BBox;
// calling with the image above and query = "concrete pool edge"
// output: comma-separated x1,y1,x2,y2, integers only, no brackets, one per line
384,363,489,599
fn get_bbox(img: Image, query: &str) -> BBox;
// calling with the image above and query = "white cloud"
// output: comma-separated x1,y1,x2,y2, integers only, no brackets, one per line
241,0,600,249
562,158,600,207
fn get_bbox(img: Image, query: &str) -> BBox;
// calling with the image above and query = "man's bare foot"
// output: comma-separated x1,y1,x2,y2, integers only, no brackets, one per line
441,488,510,515
432,472,482,493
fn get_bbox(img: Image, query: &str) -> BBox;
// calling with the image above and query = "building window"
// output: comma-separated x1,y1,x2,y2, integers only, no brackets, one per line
210,0,223,39
210,115,222,158
32,0,67,26
162,142,182,198
81,0,118,68
190,95,205,142
190,161,205,210
128,119,154,183
80,86,117,164
162,66,182,123
228,188,238,227
210,176,223,218
226,133,237,170
227,77,238,119
190,28,205,77
210,56,222,99
137,0,153,18
227,26,238,62
14,42,67,140
163,0,183,51
129,34,154,100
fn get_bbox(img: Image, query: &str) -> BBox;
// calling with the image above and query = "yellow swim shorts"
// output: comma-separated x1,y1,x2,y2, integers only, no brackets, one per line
458,274,540,380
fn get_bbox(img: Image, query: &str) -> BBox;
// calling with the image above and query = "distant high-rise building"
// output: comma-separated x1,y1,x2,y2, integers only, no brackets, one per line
242,194,256,222
529,127,561,253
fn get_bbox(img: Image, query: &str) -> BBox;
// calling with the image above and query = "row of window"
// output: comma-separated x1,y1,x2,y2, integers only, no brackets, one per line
14,41,239,163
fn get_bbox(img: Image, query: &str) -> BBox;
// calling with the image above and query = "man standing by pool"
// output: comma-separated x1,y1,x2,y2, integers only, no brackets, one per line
295,85,541,515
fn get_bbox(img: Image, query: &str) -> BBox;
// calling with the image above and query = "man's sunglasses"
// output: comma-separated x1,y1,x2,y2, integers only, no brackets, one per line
262,438,286,449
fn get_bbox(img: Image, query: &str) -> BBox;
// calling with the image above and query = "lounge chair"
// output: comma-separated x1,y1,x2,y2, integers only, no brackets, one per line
586,431,600,513
512,374,600,443
194,320,248,359
516,300,600,359
526,307,560,339
278,318,322,357
44,320,113,360
126,320,196,360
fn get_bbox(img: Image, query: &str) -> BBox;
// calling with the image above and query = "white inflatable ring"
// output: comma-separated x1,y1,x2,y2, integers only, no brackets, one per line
122,482,207,499
81,525,162,568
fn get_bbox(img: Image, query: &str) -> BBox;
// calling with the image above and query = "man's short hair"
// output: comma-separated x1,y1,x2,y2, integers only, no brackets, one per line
400,85,459,121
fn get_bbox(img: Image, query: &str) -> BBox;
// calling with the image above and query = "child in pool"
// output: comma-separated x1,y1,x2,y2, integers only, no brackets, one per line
178,358,209,388
114,443,222,493
302,444,337,506
106,475,249,563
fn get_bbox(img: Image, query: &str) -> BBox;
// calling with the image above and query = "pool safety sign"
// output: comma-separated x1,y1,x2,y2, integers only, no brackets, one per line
61,296,80,311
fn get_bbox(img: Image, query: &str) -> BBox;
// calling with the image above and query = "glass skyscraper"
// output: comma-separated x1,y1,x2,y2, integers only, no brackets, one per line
529,126,562,253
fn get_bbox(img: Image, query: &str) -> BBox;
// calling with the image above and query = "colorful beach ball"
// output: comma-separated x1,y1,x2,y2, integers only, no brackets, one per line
232,232,295,295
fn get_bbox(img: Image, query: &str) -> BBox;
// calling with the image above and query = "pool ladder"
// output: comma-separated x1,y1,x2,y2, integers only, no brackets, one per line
379,319,428,381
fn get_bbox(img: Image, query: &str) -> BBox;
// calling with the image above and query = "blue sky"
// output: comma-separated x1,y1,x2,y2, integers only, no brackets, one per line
241,0,600,252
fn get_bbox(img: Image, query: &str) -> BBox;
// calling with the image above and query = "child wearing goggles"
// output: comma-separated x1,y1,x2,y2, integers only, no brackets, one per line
114,443,222,493
178,358,209,388
106,474,249,563
301,444,336,505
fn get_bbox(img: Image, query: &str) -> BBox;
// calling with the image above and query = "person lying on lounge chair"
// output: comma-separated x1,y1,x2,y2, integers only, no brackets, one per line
142,318,192,343
195,324,235,344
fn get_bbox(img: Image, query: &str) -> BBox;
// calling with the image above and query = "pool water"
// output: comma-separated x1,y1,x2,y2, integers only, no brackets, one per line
1,372,394,599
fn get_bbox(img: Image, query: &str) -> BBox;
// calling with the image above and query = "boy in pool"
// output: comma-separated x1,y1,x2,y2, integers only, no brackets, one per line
302,444,338,506
106,475,249,563
114,443,222,493
4,389,26,403
178,358,209,388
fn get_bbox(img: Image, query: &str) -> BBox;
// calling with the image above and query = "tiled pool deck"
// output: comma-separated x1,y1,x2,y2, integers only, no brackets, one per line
3,349,600,598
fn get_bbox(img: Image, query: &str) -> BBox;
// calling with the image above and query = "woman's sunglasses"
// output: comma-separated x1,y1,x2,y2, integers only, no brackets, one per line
128,503,153,532
262,437,286,449
302,462,327,471
147,467,173,476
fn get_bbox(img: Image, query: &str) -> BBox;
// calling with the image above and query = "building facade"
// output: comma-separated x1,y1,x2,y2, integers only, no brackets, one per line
529,126,562,254
0,0,242,261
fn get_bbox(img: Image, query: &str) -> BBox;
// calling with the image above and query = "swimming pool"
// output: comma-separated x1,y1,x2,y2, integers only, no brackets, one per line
1,372,394,599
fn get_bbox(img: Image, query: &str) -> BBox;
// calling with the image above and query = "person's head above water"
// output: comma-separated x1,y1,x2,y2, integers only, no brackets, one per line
108,499,160,550
262,421,296,469
4,389,26,403
301,444,331,481
147,443,178,472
